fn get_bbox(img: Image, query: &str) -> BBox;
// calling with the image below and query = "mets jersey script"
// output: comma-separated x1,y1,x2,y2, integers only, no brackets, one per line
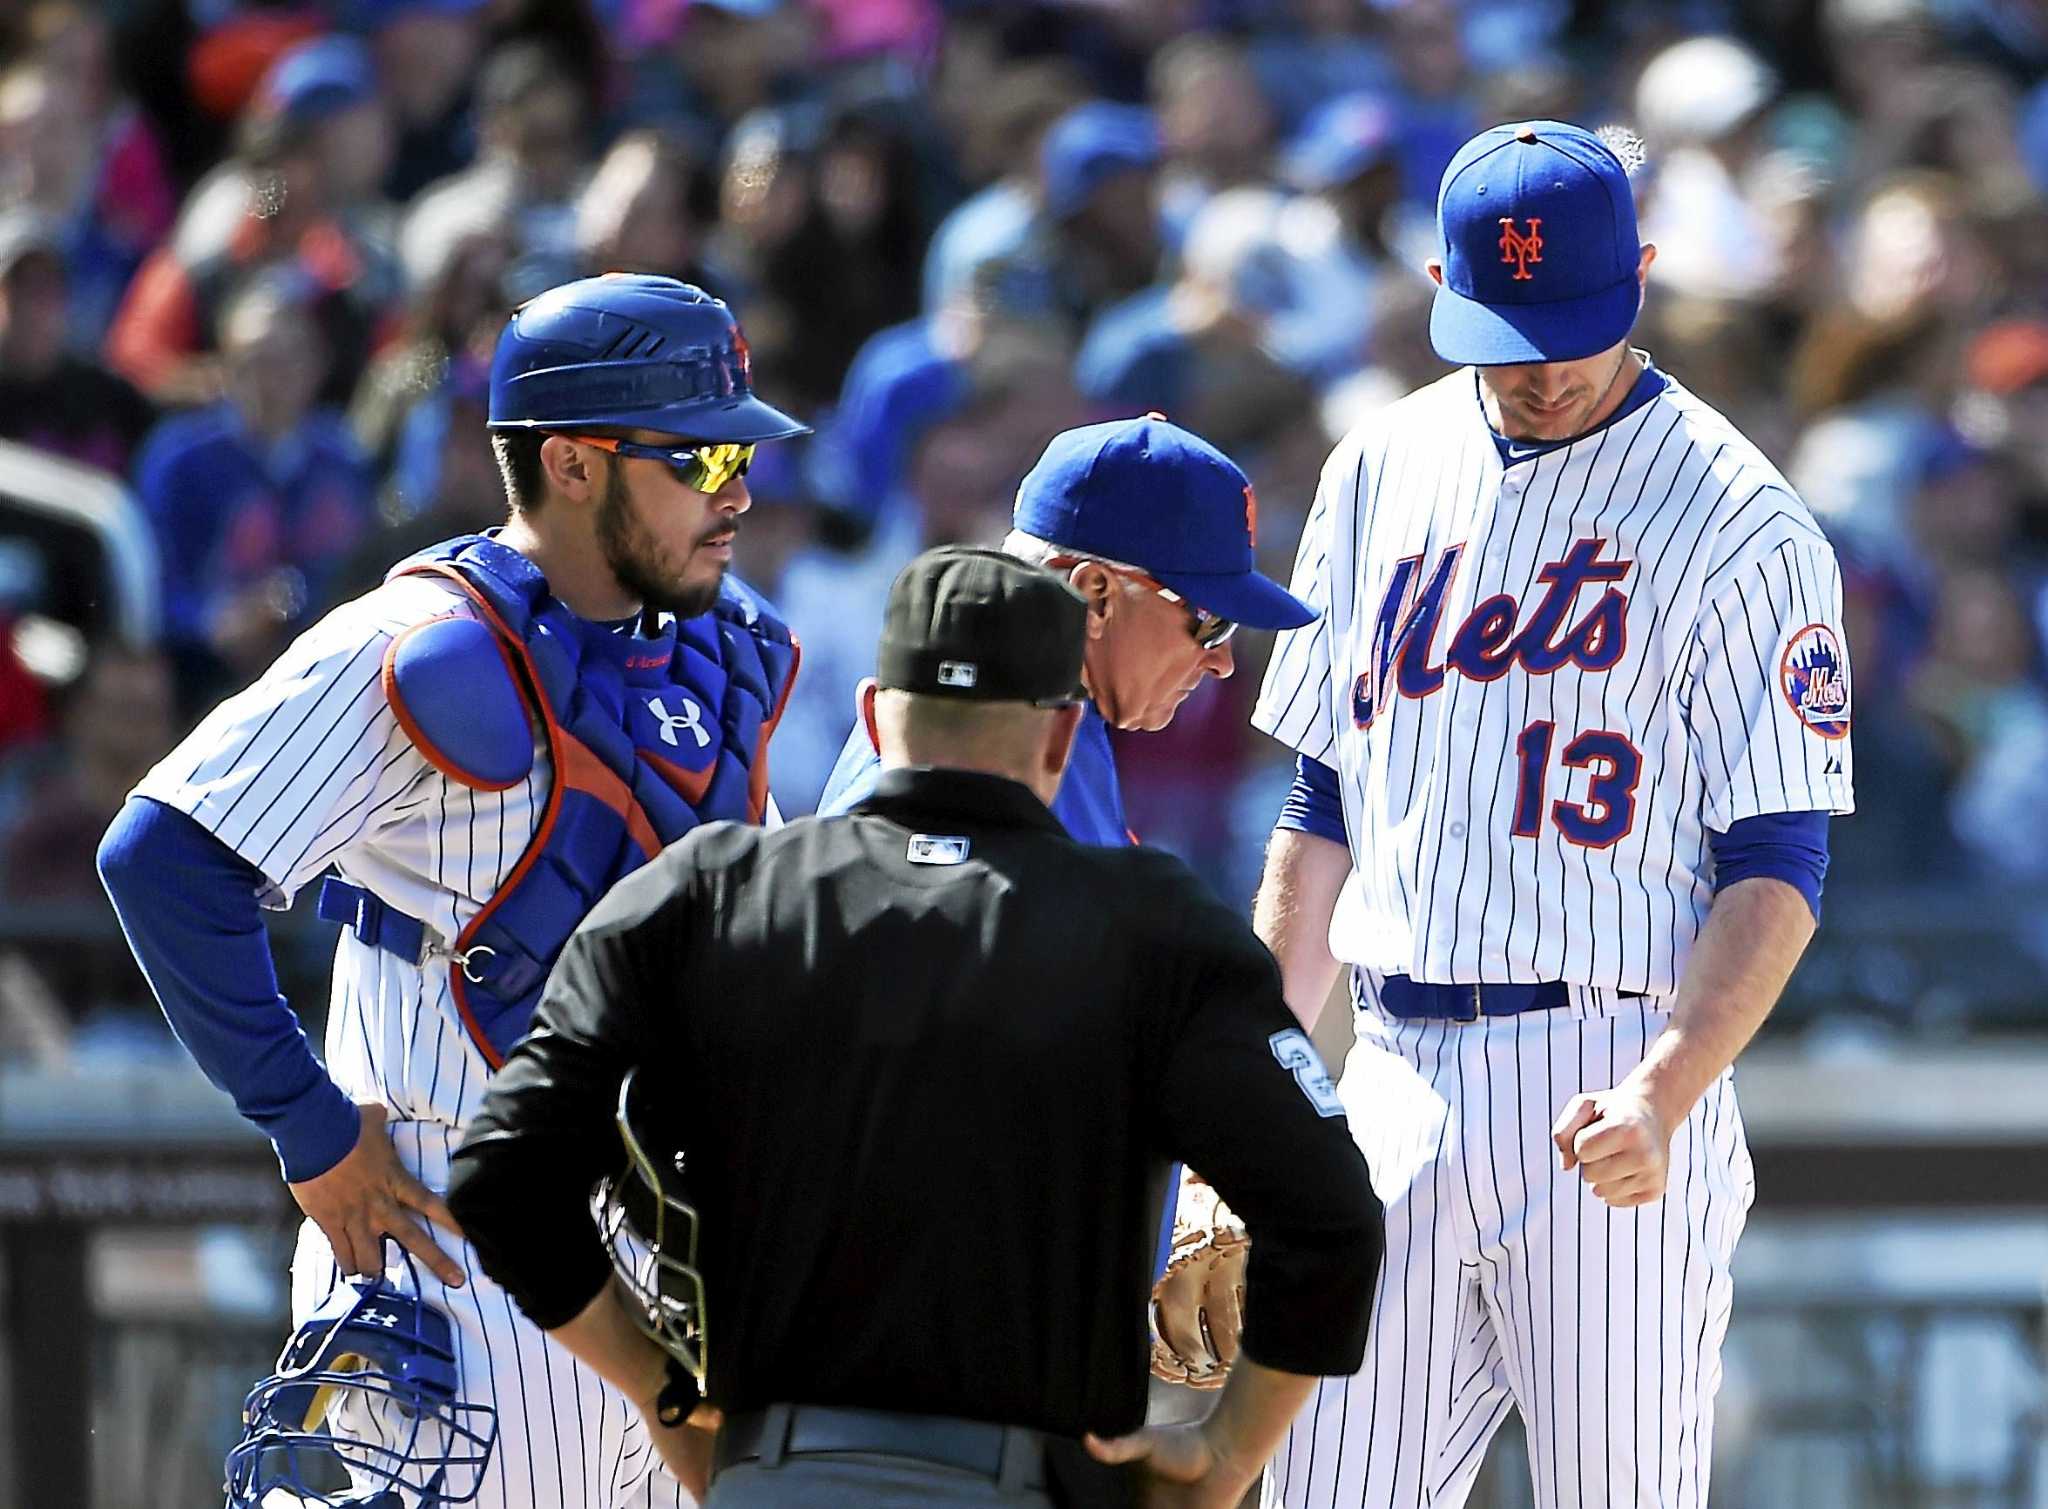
138,576,691,1509
1249,362,1854,1509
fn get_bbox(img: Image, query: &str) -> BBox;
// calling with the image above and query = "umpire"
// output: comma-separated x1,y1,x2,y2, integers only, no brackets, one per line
446,546,1383,1507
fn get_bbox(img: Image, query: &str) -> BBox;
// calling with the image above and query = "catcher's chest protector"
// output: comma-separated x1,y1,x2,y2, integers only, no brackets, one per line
384,533,798,1065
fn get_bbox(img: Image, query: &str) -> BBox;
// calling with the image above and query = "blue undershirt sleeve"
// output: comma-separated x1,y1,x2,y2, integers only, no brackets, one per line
1708,810,1829,921
1276,754,1347,846
96,795,361,1182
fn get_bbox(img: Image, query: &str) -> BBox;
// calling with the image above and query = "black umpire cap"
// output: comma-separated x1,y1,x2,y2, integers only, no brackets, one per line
877,546,1088,707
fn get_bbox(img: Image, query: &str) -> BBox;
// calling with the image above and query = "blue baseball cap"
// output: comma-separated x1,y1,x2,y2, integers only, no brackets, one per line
1040,103,1161,220
1013,416,1315,631
1282,93,1397,192
1430,120,1642,366
258,37,377,123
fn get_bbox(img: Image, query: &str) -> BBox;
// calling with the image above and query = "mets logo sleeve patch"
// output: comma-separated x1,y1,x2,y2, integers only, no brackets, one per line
1778,622,1850,739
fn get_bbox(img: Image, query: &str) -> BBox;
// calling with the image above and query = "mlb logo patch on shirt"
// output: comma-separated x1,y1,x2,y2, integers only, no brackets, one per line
906,833,971,865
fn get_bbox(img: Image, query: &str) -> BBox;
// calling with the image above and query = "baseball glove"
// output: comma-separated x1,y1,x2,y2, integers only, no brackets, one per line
1149,1171,1249,1389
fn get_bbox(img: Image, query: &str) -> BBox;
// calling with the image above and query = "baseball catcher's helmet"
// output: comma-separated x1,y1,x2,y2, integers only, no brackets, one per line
592,1067,708,1390
487,273,809,443
225,1264,497,1508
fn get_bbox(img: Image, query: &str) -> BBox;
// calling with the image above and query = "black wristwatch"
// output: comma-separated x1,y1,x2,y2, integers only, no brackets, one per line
653,1353,702,1427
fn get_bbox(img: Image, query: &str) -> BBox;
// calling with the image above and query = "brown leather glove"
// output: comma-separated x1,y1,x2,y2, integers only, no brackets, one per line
1149,1171,1249,1389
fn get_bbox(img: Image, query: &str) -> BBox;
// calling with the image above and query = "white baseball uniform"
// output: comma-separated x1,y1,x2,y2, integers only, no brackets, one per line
1251,361,1854,1508
138,574,693,1509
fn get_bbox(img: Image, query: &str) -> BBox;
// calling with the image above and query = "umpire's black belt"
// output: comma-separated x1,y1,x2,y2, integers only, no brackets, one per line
1375,977,1644,1021
716,1404,1047,1490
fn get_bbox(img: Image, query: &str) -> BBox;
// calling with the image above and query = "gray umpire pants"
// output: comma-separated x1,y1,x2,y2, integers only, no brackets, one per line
706,1455,1056,1507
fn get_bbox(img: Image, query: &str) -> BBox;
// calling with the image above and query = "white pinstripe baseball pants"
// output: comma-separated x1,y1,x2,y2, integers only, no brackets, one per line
1265,988,1753,1509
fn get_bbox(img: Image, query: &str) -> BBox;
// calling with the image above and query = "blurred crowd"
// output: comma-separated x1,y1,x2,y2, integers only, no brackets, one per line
2,0,2047,1055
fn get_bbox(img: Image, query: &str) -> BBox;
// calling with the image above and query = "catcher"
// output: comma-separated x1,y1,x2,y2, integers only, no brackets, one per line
448,546,1385,1507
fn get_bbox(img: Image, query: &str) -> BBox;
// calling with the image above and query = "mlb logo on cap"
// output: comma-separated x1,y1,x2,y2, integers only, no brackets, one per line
1430,121,1644,367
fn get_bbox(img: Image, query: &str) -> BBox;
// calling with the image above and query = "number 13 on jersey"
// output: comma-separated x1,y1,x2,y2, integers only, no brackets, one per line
1510,722,1642,848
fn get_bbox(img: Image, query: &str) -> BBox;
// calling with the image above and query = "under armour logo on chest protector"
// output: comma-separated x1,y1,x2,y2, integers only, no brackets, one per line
647,695,711,749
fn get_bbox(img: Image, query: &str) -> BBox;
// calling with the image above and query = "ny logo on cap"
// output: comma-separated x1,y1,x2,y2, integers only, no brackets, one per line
1498,217,1544,280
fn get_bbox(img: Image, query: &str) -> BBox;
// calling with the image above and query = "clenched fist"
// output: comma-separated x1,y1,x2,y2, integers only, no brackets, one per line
1551,1083,1672,1208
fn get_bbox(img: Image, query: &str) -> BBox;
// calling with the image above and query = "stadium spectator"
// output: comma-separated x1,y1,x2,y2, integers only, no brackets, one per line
400,40,589,301
0,638,177,1058
132,277,375,705
267,36,400,239
362,0,491,200
917,58,1083,315
707,96,927,408
0,642,174,908
619,0,819,153
1075,188,1317,450
1910,564,2048,879
351,216,514,492
0,212,155,475
1379,0,1477,206
1959,319,2048,507
575,128,714,285
335,348,505,602
1245,0,1397,134
1149,34,1277,220
1033,101,1168,329
6,3,176,346
105,48,404,409
1633,35,1784,301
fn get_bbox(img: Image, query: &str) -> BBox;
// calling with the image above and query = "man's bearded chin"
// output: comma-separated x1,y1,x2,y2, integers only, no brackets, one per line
597,470,725,619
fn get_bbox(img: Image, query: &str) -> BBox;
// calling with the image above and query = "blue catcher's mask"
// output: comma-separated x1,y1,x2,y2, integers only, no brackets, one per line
225,1267,497,1508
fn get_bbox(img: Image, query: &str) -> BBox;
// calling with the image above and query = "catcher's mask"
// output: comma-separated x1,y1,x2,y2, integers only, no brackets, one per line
592,1066,708,1387
225,1255,497,1508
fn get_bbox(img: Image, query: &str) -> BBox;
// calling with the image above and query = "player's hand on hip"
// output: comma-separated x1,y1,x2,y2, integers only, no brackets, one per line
1551,1085,1672,1207
288,1102,468,1286
1086,1422,1253,1507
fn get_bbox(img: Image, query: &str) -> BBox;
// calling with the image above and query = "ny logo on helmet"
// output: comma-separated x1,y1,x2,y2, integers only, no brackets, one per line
648,696,710,750
1498,217,1544,280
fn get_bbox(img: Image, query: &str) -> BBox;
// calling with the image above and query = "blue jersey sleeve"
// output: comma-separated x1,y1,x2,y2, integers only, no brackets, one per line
1708,809,1829,921
1276,754,1346,846
97,795,361,1181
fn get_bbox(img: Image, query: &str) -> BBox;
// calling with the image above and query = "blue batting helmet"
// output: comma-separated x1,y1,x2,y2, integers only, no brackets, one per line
225,1272,497,1508
487,273,810,443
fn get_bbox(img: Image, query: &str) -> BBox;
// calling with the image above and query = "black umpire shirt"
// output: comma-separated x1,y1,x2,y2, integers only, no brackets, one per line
448,765,1382,1439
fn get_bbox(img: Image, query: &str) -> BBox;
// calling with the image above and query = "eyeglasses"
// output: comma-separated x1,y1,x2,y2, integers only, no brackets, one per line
553,434,756,494
1046,555,1237,651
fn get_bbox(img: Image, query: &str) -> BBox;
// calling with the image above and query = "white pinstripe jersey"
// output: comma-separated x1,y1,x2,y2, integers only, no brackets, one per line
1253,362,1855,995
137,574,550,1131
